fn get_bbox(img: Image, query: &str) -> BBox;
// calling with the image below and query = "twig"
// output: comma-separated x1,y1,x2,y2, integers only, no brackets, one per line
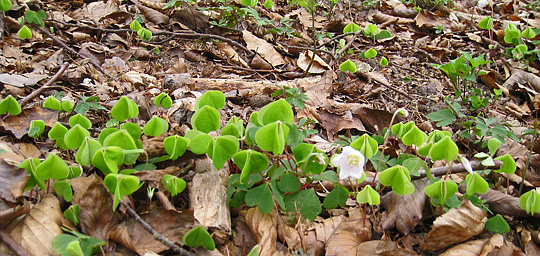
0,228,32,256
34,26,116,80
18,63,69,106
119,200,195,256
329,29,363,66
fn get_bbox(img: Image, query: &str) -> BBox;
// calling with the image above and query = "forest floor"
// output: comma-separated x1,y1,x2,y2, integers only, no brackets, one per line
1,0,540,255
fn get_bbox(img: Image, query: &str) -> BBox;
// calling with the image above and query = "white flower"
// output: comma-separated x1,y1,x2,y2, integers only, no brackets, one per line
331,146,365,179
478,0,488,8
460,157,474,174
396,108,409,118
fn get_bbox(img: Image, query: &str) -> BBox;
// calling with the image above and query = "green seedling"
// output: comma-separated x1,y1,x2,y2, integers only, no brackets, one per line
44,96,62,110
64,124,91,150
63,205,79,226
357,185,381,205
339,59,357,73
494,154,517,174
379,165,414,195
18,25,32,40
255,121,290,155
283,188,322,221
49,122,69,149
129,20,142,31
54,180,73,202
0,95,22,115
137,28,152,41
191,106,221,133
28,120,45,138
92,146,125,175
362,48,377,59
182,226,216,250
19,158,45,190
161,175,187,196
207,135,239,169
424,179,457,206
234,149,269,183
69,114,92,129
76,138,102,166
25,10,47,26
519,189,540,215
75,96,106,115
143,116,169,137
36,153,70,181
343,22,361,33
195,90,226,110
271,86,309,110
485,214,510,234
427,136,459,161
323,184,349,209
110,96,139,122
0,0,12,11
465,172,489,195
257,99,294,125
104,173,141,211
478,16,493,30
222,116,244,138
154,93,172,109
380,57,388,67
163,135,190,160
350,134,378,159
52,231,106,256
363,24,379,39
292,143,328,175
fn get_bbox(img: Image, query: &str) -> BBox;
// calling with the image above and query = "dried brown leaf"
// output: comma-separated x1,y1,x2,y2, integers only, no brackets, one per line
0,159,28,204
136,4,169,25
0,195,63,255
419,200,488,252
297,51,331,74
325,208,371,255
242,30,286,67
71,175,121,242
0,73,48,88
0,106,58,139
440,238,489,256
242,208,280,256
382,178,429,235
109,206,195,254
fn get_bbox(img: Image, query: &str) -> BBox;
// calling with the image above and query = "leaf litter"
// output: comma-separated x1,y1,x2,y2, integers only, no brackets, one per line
0,0,540,255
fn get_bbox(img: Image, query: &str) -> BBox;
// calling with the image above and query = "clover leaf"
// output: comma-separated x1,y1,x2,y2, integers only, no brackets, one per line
161,175,186,196
207,135,239,169
75,137,102,166
255,121,290,155
36,153,70,180
110,96,139,122
0,95,22,115
194,90,226,110
92,146,124,175
493,154,516,174
343,22,361,33
233,149,269,183
428,136,458,161
28,120,45,138
182,226,215,250
154,93,172,109
191,105,220,133
323,184,349,209
143,116,169,137
357,185,380,206
424,179,457,206
257,99,294,125
64,124,91,150
378,165,414,195
350,134,378,159
163,135,190,160
104,173,141,211
465,172,489,195
44,96,62,110
245,183,274,214
519,190,540,215
339,59,357,73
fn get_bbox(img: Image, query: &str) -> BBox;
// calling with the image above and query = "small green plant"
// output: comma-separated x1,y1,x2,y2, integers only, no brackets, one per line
0,0,12,11
0,95,22,115
52,230,106,256
272,86,309,109
130,16,152,41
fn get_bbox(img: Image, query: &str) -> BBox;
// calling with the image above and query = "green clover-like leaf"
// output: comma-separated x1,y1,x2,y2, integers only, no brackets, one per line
465,172,489,195
182,226,216,250
378,165,414,195
357,185,380,205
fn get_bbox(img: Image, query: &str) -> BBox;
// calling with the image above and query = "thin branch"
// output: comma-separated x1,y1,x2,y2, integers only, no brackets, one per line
34,26,116,80
0,228,32,256
329,29,363,66
119,200,195,256
18,62,69,106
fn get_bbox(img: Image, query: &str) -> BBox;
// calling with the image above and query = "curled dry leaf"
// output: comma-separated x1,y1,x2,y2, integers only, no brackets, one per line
297,51,331,74
517,224,540,255
71,174,121,242
109,205,195,254
479,233,524,255
502,69,540,93
136,4,169,25
242,30,286,67
0,195,63,255
440,238,489,256
419,200,488,253
382,178,429,235
0,158,28,204
324,207,371,255
242,207,281,256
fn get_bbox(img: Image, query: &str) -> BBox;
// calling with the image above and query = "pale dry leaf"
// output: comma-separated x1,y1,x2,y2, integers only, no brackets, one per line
518,224,540,255
242,207,280,256
297,71,333,107
109,206,195,254
480,233,524,256
295,8,325,29
215,42,248,68
0,159,28,204
419,200,488,253
297,51,331,74
382,178,429,235
0,73,48,87
325,207,371,255
242,30,286,67
121,71,157,86
502,69,540,93
356,240,400,256
439,238,489,256
0,195,63,256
